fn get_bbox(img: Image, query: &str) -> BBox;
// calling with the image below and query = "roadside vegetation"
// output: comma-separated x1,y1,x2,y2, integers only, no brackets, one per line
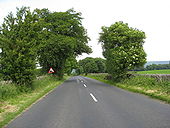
99,21,146,81
81,21,170,104
0,75,70,128
0,6,90,128
134,63,170,71
86,73,170,104
0,7,91,86
0,5,169,128
78,57,106,75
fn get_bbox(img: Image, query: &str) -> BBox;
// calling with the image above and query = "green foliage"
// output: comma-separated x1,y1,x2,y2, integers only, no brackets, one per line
79,57,106,74
0,7,91,84
76,66,84,75
122,76,157,87
146,64,170,70
133,64,170,71
0,75,64,101
0,75,70,128
38,34,76,78
36,9,92,79
121,75,170,95
79,57,98,74
0,84,19,100
86,74,170,103
64,56,78,75
99,21,146,81
34,68,44,76
0,7,41,85
94,58,106,73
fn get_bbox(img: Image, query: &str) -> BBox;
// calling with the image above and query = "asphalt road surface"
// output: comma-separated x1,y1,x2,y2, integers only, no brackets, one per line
6,76,170,128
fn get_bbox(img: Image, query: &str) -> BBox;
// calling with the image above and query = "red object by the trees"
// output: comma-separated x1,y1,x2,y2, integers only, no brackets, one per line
48,67,55,73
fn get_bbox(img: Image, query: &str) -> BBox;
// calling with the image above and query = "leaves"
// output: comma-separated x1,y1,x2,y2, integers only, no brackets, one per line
36,8,91,78
0,7,92,83
0,7,38,85
79,57,106,74
99,21,147,81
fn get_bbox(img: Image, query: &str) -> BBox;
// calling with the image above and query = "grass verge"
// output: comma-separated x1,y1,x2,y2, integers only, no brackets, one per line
85,73,170,104
0,75,70,128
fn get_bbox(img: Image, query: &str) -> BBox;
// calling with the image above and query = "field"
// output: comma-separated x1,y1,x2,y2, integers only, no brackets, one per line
137,69,170,74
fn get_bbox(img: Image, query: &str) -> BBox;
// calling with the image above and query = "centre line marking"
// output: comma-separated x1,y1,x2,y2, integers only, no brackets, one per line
90,93,98,102
83,84,87,87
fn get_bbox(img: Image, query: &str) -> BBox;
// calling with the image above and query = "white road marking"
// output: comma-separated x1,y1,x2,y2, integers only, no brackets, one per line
90,93,98,102
83,84,87,88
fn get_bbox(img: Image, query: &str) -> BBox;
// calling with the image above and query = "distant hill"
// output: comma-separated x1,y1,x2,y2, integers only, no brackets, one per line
145,61,170,67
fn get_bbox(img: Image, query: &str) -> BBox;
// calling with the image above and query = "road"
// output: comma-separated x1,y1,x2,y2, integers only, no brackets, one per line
6,76,170,128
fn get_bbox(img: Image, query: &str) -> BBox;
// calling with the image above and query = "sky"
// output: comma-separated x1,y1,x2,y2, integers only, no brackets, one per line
0,0,170,61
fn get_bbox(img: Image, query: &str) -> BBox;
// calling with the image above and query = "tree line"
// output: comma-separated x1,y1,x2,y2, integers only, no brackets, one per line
78,57,106,75
0,7,91,86
99,21,146,81
78,22,146,79
133,64,170,71
0,6,147,85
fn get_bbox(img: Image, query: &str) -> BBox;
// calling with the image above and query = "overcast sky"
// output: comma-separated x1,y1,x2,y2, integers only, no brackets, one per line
0,0,170,61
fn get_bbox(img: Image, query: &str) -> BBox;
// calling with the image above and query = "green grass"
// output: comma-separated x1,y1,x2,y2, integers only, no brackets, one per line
85,73,170,104
0,75,70,128
137,69,170,74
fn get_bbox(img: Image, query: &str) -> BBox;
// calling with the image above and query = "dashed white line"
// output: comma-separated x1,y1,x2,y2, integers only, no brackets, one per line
90,93,98,102
83,84,87,88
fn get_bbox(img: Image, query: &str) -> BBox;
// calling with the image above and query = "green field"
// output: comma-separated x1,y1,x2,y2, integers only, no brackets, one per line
137,69,170,74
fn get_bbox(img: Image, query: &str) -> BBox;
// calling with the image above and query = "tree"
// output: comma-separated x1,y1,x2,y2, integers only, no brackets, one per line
146,64,170,70
99,21,146,80
78,57,106,74
0,7,41,86
76,65,84,75
64,56,78,75
36,9,92,79
79,57,98,75
94,58,106,73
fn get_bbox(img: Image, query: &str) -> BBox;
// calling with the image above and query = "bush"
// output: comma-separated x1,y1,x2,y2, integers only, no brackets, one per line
122,76,157,87
0,75,59,101
0,84,19,100
0,7,38,86
120,75,170,95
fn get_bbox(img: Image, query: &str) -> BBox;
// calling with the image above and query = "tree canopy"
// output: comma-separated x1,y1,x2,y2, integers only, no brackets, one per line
99,21,146,80
0,7,40,85
36,9,92,78
79,57,106,74
0,7,92,85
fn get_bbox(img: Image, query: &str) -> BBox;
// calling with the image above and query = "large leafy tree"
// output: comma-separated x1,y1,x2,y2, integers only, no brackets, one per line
94,58,106,73
79,57,106,74
79,57,98,75
64,56,78,75
0,7,41,85
99,21,146,80
36,9,92,78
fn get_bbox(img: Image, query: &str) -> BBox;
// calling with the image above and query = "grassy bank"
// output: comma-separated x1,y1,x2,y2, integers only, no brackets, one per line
137,69,170,74
0,75,70,128
85,73,170,104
